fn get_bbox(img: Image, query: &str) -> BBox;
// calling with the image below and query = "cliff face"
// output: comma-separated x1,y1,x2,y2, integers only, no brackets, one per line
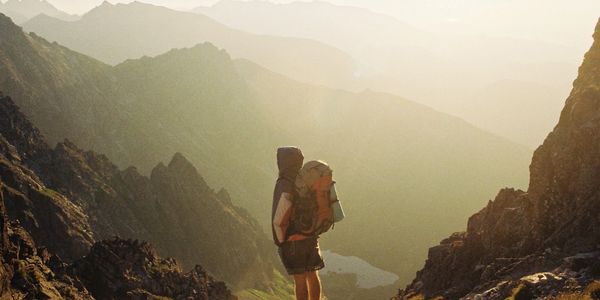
527,18,600,252
396,18,600,300
0,93,279,291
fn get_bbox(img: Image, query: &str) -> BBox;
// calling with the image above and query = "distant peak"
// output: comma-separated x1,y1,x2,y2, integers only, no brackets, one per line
84,0,114,15
150,162,168,178
0,13,14,26
0,13,25,38
167,152,193,170
153,161,167,170
85,0,169,17
216,188,232,204
594,17,600,40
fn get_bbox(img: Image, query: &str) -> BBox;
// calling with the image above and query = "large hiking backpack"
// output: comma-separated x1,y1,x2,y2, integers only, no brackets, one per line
291,160,345,237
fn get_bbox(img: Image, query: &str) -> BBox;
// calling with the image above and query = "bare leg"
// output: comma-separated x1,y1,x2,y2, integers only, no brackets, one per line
306,271,322,300
293,273,309,300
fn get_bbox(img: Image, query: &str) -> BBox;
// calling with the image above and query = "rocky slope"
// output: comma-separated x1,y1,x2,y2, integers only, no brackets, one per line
0,185,235,299
395,18,600,300
71,238,235,300
0,92,281,293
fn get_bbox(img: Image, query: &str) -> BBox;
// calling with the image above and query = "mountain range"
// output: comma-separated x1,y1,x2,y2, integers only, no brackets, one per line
0,0,77,23
23,1,356,90
0,12,532,290
0,1,597,299
195,0,582,147
16,0,583,146
395,17,600,300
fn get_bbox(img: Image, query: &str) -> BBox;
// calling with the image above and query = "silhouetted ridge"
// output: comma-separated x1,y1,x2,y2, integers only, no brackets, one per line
396,17,600,300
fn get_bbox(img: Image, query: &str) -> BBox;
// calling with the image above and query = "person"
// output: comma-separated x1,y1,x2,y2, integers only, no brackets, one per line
272,147,324,300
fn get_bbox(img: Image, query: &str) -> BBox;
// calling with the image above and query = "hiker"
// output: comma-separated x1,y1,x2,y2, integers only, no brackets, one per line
272,147,324,300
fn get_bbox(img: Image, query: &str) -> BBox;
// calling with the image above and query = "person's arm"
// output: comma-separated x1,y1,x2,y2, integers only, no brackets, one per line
272,192,293,244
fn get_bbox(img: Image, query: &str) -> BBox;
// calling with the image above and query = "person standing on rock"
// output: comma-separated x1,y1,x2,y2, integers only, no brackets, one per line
272,147,324,300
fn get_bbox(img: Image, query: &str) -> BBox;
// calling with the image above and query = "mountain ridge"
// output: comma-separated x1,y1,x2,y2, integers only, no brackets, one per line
22,1,356,90
196,0,580,147
0,0,77,23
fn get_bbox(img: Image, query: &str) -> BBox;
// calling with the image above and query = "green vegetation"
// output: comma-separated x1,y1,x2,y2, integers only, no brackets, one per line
236,270,295,300
40,188,62,199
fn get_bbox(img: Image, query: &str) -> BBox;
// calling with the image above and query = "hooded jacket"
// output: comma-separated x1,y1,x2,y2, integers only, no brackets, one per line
271,147,303,246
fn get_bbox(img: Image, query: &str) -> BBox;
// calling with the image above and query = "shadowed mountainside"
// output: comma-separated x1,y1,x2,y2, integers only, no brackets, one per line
0,94,238,299
0,91,284,295
396,17,600,300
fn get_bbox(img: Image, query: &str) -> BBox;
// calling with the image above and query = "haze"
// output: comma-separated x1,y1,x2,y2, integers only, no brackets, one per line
27,0,600,45
1,1,599,299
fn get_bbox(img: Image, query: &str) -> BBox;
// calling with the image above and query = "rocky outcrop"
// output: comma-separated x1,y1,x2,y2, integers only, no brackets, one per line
0,179,235,299
0,179,92,299
395,18,600,300
71,238,236,300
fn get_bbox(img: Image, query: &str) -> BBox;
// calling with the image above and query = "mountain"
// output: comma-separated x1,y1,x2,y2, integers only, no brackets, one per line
0,13,531,291
395,18,600,299
0,199,235,299
196,0,581,146
20,1,577,146
0,94,239,299
72,238,236,300
0,0,77,23
0,90,285,295
22,1,356,89
234,58,530,284
194,0,428,64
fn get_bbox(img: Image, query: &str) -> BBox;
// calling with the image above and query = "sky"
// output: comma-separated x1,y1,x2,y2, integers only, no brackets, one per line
35,0,600,48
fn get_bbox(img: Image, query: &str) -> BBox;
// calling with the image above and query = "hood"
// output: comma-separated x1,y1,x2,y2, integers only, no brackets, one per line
277,147,304,179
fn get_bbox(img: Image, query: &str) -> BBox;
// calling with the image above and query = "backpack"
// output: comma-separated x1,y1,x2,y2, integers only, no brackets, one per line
290,160,345,237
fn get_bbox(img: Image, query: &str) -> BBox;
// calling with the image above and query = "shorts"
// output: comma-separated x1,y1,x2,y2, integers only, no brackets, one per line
278,237,325,275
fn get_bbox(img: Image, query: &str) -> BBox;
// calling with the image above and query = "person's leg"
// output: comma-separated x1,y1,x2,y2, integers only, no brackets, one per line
293,273,309,300
306,270,321,300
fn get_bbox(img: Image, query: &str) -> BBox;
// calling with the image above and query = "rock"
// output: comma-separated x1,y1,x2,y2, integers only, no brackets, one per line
396,17,600,300
520,272,563,287
71,238,237,300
